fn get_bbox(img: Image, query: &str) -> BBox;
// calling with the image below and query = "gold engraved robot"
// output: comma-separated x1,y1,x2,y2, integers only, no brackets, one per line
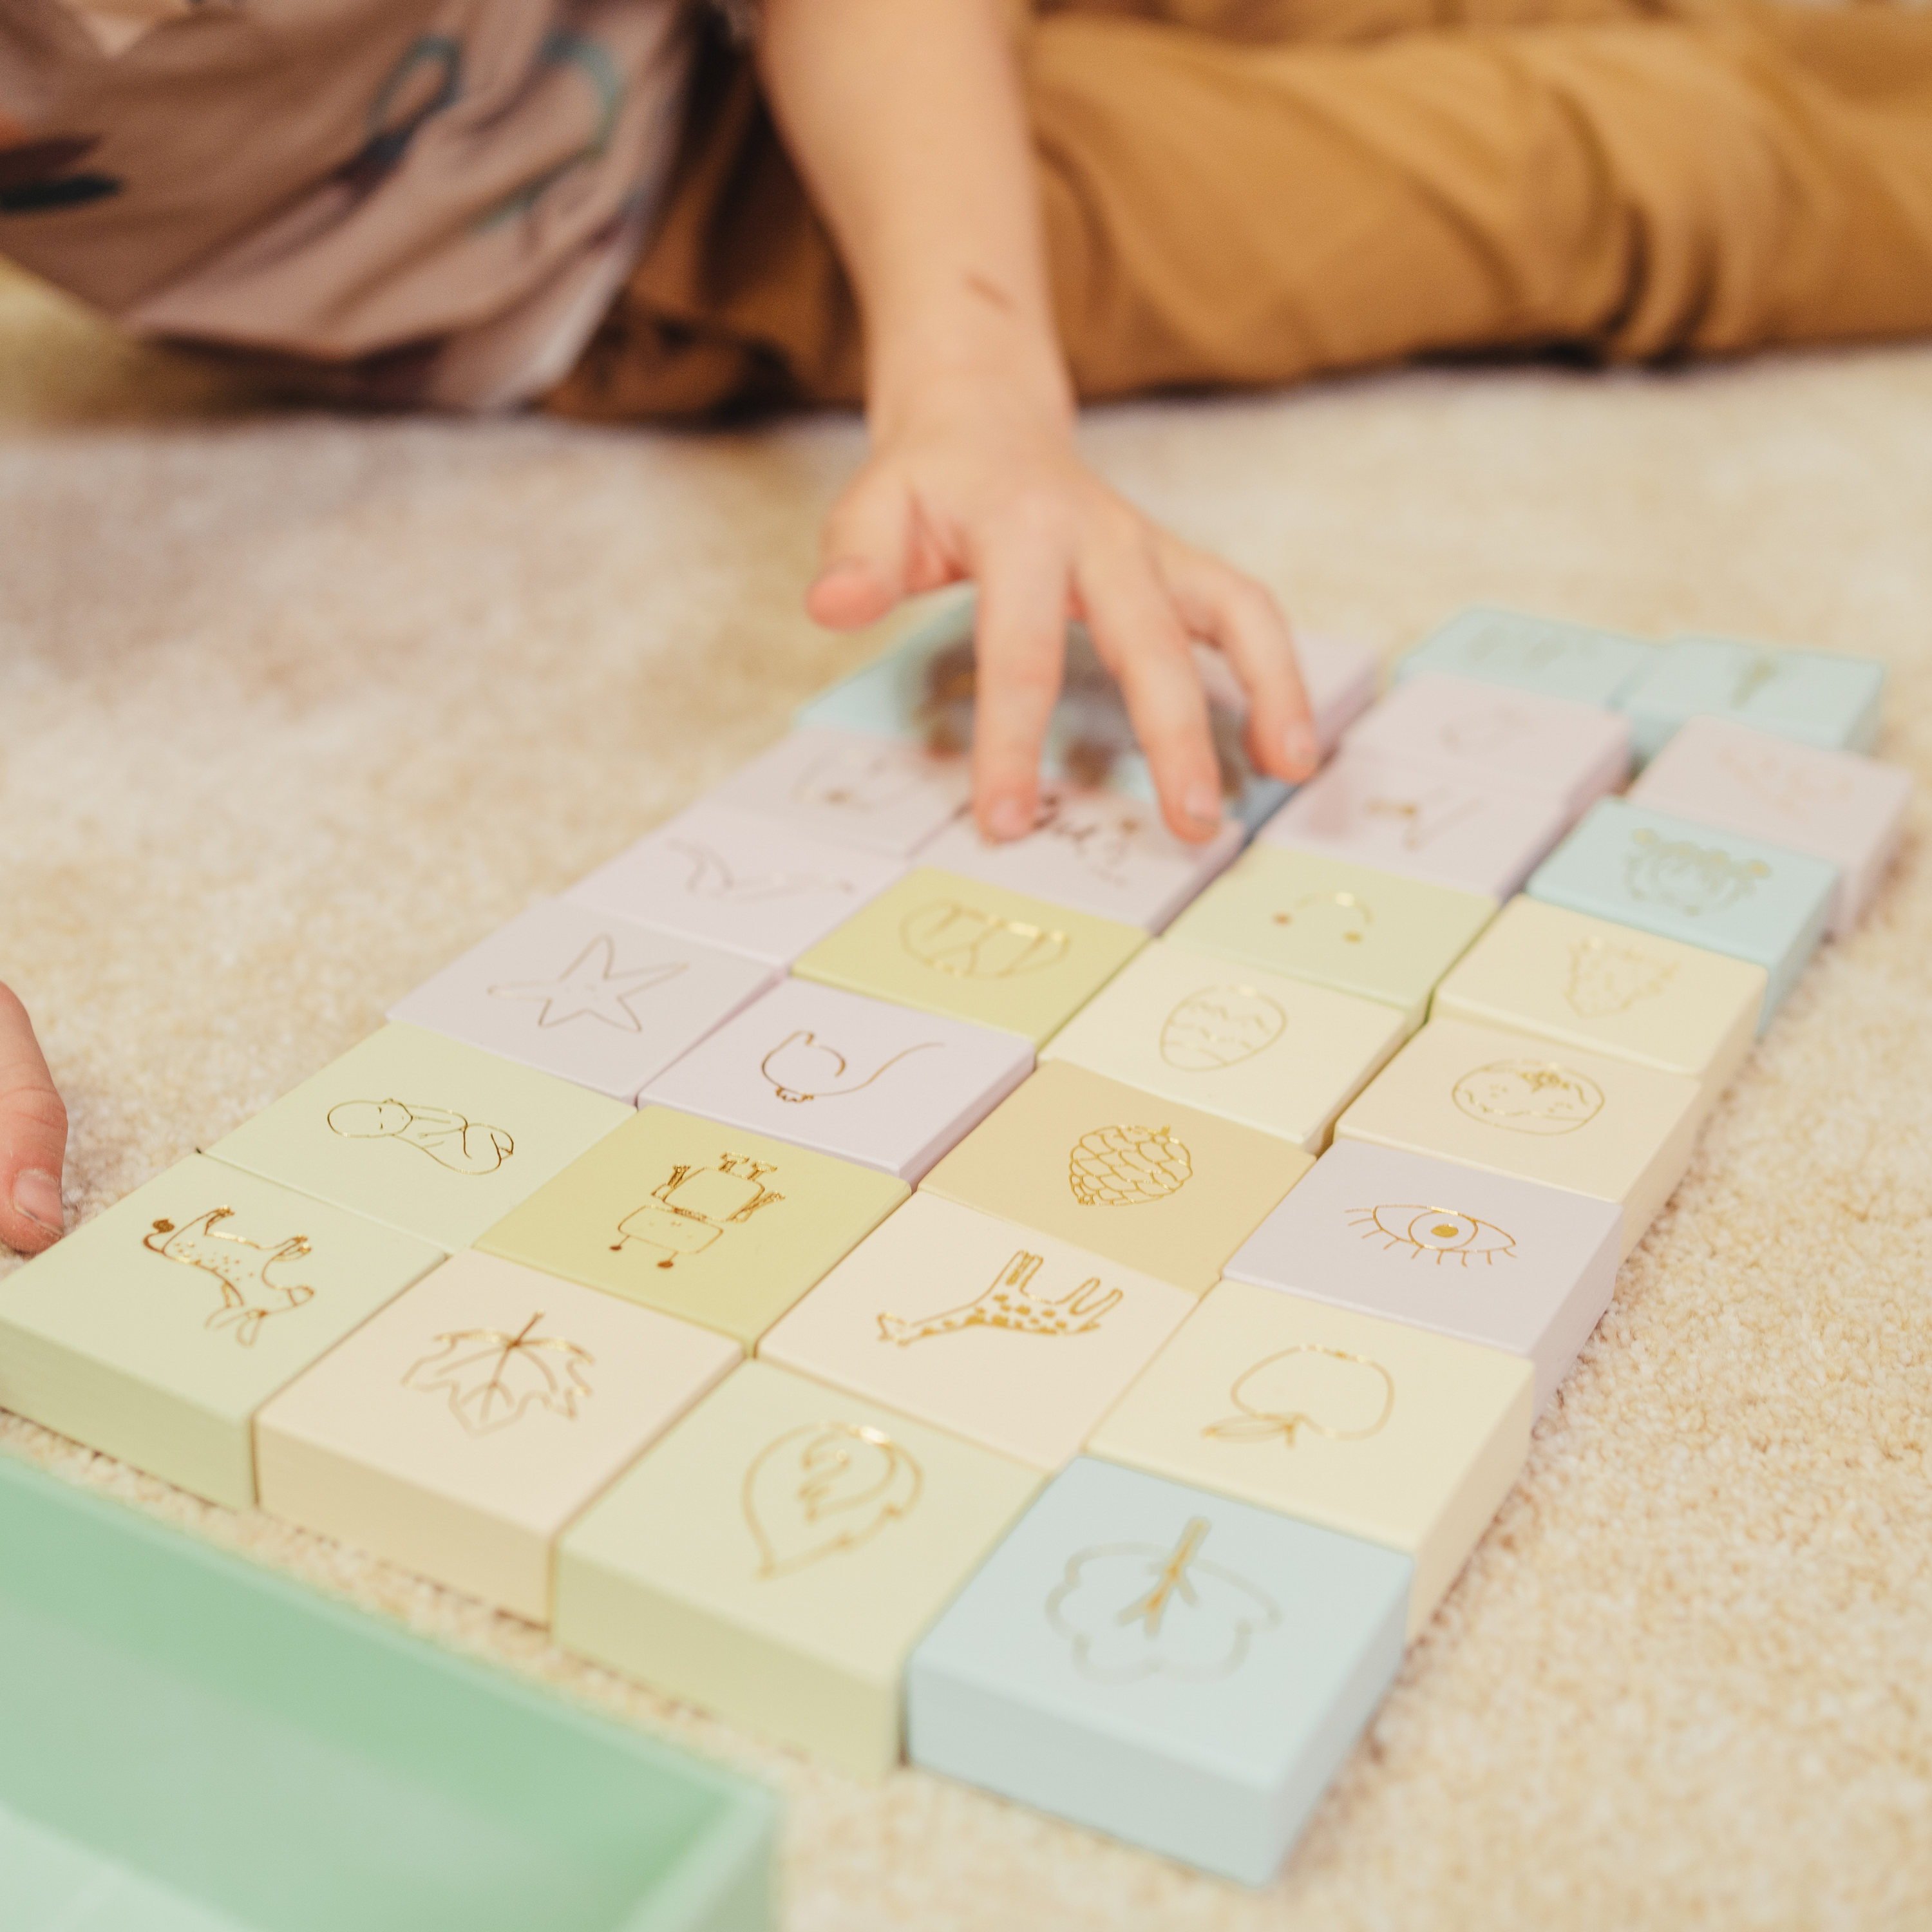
611,1155,784,1268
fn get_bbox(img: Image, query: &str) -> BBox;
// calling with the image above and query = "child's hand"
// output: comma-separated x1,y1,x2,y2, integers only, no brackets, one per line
0,984,66,1253
805,374,1318,845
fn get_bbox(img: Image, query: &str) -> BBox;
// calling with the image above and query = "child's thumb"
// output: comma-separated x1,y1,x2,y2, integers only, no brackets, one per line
0,985,68,1253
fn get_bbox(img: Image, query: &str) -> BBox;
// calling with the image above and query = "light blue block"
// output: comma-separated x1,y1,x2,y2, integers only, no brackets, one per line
1616,634,1886,763
905,1457,1410,1886
1394,607,1656,710
1527,799,1837,1032
798,596,1292,835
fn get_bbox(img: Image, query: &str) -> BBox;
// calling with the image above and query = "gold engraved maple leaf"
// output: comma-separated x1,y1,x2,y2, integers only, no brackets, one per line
402,1311,595,1436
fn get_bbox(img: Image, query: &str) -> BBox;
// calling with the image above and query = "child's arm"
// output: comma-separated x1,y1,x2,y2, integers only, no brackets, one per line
756,0,1318,844
0,985,65,1253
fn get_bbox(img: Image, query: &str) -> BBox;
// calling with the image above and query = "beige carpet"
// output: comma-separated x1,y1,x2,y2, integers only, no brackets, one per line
3,263,1929,1931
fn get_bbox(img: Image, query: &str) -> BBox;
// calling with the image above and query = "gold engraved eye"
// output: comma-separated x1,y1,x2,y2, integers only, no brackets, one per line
1346,1203,1518,1266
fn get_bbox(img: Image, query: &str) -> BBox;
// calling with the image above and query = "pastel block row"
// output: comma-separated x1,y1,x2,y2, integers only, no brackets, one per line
1616,634,1886,763
1526,799,1837,1030
1627,715,1911,934
907,1456,1410,1885
1167,844,1497,1035
1394,607,1657,708
1334,1016,1704,1260
1041,938,1406,1153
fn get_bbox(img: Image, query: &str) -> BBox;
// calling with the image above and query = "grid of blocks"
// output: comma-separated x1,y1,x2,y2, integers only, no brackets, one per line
0,601,1911,1888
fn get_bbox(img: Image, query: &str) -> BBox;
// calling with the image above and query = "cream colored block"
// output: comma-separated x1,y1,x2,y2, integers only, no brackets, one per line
1432,897,1765,1106
1041,939,1405,1152
1086,1280,1533,1637
554,1359,1041,1779
759,1193,1197,1470
256,1250,741,1622
1334,1016,1705,1258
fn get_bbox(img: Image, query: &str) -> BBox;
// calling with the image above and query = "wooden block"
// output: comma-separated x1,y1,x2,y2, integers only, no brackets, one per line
906,1457,1409,1886
758,1193,1196,1471
704,724,971,857
554,1359,1041,1780
1432,896,1765,1105
1086,1279,1533,1638
1256,748,1574,902
0,1156,439,1508
207,1024,632,1253
1225,1139,1622,1412
1526,799,1837,1030
913,784,1242,931
641,978,1032,1182
792,866,1146,1046
1627,716,1913,935
387,898,775,1102
565,800,906,966
1041,940,1405,1153
477,1106,907,1349
1394,607,1656,708
1164,846,1496,1035
1332,1016,1704,1258
256,1251,739,1622
919,1061,1314,1293
1341,673,1631,817
1617,634,1886,763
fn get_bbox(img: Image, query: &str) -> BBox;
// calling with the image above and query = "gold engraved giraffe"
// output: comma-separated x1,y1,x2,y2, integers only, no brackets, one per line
142,1209,316,1347
611,1154,784,1267
876,1250,1123,1347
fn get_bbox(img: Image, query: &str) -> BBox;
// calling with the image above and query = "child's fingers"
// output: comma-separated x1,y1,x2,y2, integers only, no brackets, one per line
1076,542,1223,844
971,533,1070,841
807,465,915,630
1158,540,1317,782
0,984,66,1254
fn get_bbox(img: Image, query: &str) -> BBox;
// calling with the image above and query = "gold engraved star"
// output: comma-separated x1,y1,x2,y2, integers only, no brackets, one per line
489,936,686,1031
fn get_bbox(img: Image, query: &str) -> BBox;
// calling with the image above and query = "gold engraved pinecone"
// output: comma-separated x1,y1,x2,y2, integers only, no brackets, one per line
1068,1124,1193,1207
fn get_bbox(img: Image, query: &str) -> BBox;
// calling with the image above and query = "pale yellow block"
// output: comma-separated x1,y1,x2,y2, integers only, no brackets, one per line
1432,897,1765,1107
758,1193,1197,1470
1334,1016,1705,1258
477,1107,909,1348
554,1359,1041,1779
792,866,1146,1046
1086,1280,1533,1638
1041,939,1405,1152
255,1251,741,1622
920,1061,1315,1293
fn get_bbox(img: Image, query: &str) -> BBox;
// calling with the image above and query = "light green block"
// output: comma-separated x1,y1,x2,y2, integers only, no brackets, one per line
208,1023,632,1252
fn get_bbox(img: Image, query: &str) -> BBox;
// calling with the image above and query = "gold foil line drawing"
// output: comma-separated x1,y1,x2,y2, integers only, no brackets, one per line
669,838,858,906
1714,742,1853,820
759,1029,941,1104
143,1209,316,1348
1045,1515,1282,1683
876,1249,1123,1346
1346,1204,1519,1267
791,742,945,816
402,1311,595,1435
326,1099,514,1174
1204,1345,1396,1448
743,1421,923,1578
1624,826,1771,918
1361,786,1485,851
1068,1123,1193,1207
1159,986,1287,1072
1563,934,1680,1019
611,1154,784,1266
1451,1059,1606,1136
900,900,1070,980
1021,788,1155,889
488,935,686,1031
1272,889,1372,945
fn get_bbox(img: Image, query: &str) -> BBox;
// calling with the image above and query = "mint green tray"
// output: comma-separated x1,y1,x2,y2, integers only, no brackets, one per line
0,1454,777,1932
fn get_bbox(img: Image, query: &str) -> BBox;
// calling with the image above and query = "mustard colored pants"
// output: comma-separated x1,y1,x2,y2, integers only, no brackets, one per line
547,0,1932,417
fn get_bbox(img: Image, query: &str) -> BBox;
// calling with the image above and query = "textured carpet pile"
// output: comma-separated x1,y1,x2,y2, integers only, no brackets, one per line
1,265,1927,1930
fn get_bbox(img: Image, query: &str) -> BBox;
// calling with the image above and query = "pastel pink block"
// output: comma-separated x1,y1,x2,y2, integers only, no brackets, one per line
1193,629,1378,752
914,783,1242,931
565,801,906,966
1256,748,1574,900
641,976,1034,1180
1626,715,1913,935
705,724,972,858
1341,673,1631,817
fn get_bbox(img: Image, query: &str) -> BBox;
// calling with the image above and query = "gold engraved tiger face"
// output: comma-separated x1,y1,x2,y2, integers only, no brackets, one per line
1452,1060,1605,1135
1346,1204,1517,1266
1624,828,1770,918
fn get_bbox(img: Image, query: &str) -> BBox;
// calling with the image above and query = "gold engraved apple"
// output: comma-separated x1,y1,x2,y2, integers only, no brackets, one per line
1204,1345,1396,1448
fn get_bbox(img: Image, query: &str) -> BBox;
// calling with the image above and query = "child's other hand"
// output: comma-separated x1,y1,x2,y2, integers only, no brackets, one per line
804,377,1318,845
0,984,66,1254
